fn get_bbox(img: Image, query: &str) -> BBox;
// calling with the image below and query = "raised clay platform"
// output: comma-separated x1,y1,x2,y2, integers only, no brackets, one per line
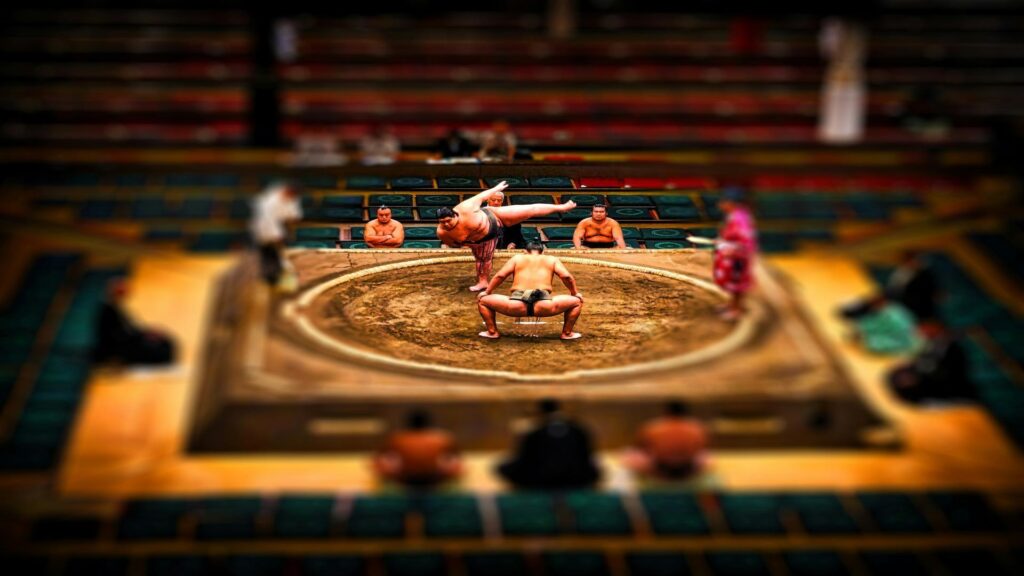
188,249,892,453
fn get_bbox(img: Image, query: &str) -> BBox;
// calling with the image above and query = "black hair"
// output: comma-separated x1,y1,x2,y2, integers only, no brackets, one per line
437,207,456,219
666,400,689,417
592,203,607,210
378,205,391,212
406,409,432,430
525,241,545,253
539,398,560,415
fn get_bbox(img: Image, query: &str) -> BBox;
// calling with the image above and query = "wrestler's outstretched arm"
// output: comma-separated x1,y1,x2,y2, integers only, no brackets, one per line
457,181,509,213
480,255,518,297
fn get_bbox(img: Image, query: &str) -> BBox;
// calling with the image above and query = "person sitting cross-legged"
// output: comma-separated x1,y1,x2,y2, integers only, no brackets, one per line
372,409,463,487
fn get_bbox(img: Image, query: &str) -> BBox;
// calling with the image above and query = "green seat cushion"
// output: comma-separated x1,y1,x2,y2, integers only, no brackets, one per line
563,194,605,205
642,228,687,239
543,226,577,240
531,176,573,188
484,177,529,188
437,176,479,189
607,195,653,206
319,207,364,221
416,194,460,206
369,194,413,207
607,207,652,220
346,176,386,189
658,206,702,220
647,240,689,250
322,195,364,207
404,227,437,239
390,176,433,189
561,208,591,222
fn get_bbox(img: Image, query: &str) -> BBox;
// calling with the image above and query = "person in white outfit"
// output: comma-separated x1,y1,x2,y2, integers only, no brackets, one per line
250,181,303,286
818,17,868,144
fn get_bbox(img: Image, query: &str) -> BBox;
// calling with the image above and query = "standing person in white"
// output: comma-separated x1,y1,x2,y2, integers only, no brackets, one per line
250,181,303,286
818,17,868,144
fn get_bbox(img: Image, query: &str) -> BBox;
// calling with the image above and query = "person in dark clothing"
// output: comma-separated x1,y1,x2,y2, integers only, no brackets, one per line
434,128,475,159
840,250,940,322
486,190,527,249
887,322,975,404
496,399,600,489
92,278,175,366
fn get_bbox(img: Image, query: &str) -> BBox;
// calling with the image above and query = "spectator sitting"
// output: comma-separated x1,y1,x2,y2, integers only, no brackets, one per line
496,399,600,489
359,125,400,165
92,278,176,366
478,119,532,162
887,322,976,405
573,204,628,249
840,250,940,323
373,410,463,487
848,298,922,355
434,128,475,159
364,205,405,248
622,401,708,480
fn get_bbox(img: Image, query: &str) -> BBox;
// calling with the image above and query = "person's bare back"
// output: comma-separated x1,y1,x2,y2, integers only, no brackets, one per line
477,243,584,340
508,253,558,292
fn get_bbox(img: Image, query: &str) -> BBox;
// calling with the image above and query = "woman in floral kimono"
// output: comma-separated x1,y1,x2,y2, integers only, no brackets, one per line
712,187,759,321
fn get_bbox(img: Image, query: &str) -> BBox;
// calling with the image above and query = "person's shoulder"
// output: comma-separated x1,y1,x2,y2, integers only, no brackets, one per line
576,217,592,226
393,219,404,227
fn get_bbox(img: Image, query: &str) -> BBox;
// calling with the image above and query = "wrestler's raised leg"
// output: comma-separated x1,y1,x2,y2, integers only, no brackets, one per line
477,294,528,338
532,295,583,339
491,201,577,227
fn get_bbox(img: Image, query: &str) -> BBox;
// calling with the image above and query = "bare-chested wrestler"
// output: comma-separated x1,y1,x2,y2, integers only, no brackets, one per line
437,181,576,291
572,204,628,249
477,241,584,340
364,205,405,248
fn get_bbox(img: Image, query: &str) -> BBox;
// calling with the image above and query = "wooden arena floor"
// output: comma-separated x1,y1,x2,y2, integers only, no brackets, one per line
14,243,1015,499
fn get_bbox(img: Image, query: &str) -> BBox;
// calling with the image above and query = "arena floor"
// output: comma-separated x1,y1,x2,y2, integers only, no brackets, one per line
4,240,1012,498
187,249,884,453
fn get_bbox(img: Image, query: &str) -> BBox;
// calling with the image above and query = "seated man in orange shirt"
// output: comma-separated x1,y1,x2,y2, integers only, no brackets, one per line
622,401,708,479
372,410,463,487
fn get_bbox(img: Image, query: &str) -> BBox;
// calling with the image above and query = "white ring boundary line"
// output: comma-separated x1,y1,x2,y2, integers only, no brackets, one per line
283,255,760,383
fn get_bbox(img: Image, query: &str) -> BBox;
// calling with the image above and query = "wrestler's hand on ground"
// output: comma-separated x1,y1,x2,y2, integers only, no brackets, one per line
507,243,516,249
477,291,489,300
574,292,584,302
